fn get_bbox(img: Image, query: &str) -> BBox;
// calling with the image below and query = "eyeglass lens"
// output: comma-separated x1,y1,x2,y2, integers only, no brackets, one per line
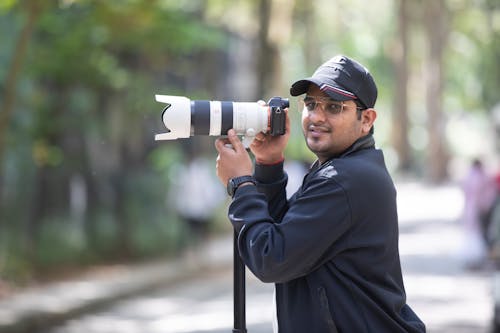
301,97,344,116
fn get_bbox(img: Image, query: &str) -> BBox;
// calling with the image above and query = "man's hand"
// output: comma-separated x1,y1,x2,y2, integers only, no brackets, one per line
250,105,290,164
215,129,253,186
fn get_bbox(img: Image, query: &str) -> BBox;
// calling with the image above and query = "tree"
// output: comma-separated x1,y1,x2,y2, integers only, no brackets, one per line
292,0,321,74
0,1,43,206
391,0,412,172
424,0,449,182
256,0,294,99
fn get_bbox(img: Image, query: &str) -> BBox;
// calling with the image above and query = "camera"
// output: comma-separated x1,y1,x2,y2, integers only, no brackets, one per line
154,95,289,141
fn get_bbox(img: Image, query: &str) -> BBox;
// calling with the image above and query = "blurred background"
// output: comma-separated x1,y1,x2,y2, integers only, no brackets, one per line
0,0,499,296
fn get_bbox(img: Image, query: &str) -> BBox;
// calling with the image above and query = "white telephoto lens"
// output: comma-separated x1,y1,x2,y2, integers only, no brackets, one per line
154,95,270,141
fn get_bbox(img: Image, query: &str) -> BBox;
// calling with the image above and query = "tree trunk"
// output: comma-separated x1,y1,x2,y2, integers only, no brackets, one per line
26,85,70,259
424,0,449,183
0,2,41,209
256,0,274,100
296,0,321,73
391,0,412,172
256,0,294,100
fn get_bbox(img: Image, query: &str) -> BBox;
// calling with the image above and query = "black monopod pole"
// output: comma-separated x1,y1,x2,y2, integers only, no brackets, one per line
233,229,247,332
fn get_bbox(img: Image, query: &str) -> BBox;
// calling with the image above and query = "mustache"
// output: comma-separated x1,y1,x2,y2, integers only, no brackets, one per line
307,124,331,132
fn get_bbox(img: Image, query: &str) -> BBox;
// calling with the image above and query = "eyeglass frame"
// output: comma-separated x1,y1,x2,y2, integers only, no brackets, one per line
299,95,366,118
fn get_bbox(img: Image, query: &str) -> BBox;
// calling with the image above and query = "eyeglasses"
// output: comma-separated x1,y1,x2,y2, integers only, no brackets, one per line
300,96,364,116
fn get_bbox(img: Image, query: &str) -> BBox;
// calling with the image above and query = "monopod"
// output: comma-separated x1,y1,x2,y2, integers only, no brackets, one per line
233,229,247,332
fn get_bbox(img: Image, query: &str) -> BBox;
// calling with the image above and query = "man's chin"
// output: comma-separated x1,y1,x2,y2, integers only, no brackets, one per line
306,139,326,154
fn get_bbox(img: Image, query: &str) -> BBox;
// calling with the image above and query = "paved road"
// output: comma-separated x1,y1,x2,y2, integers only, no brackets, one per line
44,266,274,333
397,182,493,333
45,182,494,333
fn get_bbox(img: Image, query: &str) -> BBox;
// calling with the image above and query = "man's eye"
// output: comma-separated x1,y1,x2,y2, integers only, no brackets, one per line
304,101,316,111
325,103,342,114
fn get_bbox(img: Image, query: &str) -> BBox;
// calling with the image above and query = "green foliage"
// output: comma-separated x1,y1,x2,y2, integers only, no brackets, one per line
445,4,495,110
129,215,186,257
35,219,87,267
0,0,15,12
0,227,31,284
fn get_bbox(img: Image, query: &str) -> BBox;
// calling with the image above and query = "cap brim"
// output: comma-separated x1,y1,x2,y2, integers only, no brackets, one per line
290,78,352,101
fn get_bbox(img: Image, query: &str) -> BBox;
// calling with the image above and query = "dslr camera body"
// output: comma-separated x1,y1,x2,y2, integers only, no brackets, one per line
155,95,289,143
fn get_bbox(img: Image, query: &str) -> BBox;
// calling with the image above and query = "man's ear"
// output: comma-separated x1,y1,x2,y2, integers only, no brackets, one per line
361,108,377,134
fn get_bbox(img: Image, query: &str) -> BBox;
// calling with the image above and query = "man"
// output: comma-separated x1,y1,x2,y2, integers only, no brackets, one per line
215,55,425,332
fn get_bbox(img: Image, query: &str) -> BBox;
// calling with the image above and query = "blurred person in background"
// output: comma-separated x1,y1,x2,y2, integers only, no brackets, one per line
458,158,496,269
171,154,225,244
215,55,425,332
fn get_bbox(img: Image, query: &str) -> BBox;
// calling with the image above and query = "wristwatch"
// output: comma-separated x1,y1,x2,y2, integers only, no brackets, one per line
227,175,256,197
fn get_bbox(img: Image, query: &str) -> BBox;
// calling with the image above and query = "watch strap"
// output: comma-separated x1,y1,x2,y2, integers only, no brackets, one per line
227,175,256,197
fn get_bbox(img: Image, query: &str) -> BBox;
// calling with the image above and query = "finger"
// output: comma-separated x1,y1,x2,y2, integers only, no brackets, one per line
254,132,266,142
227,129,245,153
215,137,229,152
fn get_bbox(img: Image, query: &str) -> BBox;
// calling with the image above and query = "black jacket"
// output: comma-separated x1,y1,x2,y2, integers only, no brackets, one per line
228,135,425,333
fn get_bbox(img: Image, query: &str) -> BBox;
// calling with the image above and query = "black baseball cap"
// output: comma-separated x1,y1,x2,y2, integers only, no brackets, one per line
290,55,378,109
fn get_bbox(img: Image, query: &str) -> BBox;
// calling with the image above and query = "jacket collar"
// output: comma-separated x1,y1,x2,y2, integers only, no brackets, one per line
339,134,375,158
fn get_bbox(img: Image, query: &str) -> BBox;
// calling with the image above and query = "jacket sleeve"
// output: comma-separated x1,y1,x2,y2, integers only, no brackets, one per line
252,161,289,221
229,172,352,283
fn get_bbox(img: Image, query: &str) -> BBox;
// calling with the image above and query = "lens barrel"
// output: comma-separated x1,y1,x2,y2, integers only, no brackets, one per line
191,100,235,136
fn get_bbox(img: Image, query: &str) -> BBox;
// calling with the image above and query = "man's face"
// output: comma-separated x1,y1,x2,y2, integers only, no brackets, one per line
301,84,371,163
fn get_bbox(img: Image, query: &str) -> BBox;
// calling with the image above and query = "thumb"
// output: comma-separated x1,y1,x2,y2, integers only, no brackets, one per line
227,129,244,152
